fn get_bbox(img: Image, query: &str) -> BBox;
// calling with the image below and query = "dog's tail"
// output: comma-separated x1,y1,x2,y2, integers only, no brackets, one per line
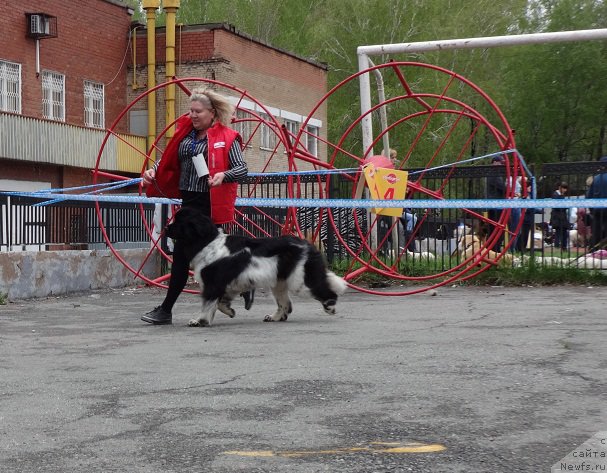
327,271,347,295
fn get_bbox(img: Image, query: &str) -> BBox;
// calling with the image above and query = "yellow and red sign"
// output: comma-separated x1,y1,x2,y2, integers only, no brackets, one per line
361,162,409,216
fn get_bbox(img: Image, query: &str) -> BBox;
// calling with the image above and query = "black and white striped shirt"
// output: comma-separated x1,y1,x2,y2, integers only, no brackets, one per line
175,129,248,192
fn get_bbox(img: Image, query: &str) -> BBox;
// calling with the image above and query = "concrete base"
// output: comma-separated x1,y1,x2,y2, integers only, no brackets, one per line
0,249,161,300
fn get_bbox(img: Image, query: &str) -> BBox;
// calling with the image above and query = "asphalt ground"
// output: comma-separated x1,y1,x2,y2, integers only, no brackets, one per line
1,284,606,472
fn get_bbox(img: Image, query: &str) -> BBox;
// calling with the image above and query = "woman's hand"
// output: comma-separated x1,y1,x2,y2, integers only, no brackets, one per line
208,172,225,187
142,168,156,187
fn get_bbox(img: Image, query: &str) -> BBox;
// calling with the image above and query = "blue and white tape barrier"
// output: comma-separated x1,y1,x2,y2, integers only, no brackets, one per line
1,148,604,208
1,190,606,209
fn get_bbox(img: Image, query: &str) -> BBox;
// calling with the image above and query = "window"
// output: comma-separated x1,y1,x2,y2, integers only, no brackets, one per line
282,119,300,153
306,125,319,158
42,71,65,121
0,60,21,113
84,80,104,128
284,119,299,138
260,113,277,150
234,109,252,147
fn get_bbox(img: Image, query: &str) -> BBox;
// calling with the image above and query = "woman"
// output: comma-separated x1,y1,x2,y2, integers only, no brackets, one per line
141,87,249,325
549,181,570,251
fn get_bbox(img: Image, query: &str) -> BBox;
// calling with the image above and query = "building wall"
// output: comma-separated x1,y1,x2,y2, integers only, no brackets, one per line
129,24,328,173
0,0,132,129
0,0,133,190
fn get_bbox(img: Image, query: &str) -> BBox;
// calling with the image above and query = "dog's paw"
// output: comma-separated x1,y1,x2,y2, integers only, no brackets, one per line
322,299,337,315
188,319,210,327
217,302,236,318
263,313,288,322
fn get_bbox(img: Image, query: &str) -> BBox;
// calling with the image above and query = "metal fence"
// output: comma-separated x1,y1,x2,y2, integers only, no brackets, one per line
0,195,156,251
2,161,606,272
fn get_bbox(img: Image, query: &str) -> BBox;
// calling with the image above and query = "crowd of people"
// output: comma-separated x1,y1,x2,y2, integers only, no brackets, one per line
387,147,606,254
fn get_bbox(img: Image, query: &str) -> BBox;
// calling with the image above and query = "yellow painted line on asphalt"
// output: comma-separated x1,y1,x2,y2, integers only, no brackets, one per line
223,441,446,458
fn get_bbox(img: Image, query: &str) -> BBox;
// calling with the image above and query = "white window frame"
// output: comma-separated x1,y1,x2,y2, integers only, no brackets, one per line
84,80,104,129
234,108,252,147
260,113,277,150
0,60,22,114
306,125,319,158
42,70,65,122
284,119,299,138
283,119,300,153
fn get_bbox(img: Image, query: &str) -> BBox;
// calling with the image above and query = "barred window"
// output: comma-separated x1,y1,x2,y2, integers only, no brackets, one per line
42,71,65,121
0,60,22,113
84,80,104,128
260,113,277,150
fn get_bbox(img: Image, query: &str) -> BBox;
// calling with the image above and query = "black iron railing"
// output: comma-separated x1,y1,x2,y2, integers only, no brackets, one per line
2,161,606,272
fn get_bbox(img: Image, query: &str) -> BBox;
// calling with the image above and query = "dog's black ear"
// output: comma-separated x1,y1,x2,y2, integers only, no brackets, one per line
175,209,218,242
193,213,218,238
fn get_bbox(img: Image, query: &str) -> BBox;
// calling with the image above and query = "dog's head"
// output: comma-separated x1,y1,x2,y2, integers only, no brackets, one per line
165,207,219,247
451,233,481,258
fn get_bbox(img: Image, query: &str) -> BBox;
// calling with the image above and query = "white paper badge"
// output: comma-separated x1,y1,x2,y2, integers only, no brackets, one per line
192,153,209,177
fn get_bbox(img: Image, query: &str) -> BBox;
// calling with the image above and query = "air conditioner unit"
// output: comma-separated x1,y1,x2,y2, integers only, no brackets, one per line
30,15,49,36
26,13,57,39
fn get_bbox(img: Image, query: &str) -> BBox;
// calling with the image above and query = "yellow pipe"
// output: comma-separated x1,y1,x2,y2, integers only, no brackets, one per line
142,0,160,164
163,0,180,140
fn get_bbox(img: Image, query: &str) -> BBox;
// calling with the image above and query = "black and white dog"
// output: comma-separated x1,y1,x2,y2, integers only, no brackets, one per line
165,207,347,327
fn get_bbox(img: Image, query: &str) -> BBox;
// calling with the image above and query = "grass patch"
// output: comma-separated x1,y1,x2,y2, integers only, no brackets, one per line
0,293,7,305
470,263,607,287
329,255,607,288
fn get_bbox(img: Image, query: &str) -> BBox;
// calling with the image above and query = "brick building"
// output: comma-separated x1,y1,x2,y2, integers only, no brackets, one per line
128,23,328,173
0,0,329,192
0,0,134,192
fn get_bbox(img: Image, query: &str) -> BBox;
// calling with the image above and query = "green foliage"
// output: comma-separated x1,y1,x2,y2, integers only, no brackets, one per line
0,293,7,305
500,0,607,163
130,0,607,164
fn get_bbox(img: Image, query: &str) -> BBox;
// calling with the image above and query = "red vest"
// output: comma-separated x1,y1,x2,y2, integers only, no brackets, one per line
146,116,241,224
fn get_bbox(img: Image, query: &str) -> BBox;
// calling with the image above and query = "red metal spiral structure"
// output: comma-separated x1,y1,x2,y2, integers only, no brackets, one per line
93,63,528,295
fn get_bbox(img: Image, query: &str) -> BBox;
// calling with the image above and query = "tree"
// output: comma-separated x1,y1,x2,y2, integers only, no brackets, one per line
125,0,607,164
501,0,607,163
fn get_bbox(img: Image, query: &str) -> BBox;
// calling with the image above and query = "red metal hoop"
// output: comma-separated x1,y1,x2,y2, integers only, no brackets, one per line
93,64,528,296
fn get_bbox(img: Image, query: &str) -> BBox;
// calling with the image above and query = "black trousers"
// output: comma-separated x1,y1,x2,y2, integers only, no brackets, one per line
160,191,211,312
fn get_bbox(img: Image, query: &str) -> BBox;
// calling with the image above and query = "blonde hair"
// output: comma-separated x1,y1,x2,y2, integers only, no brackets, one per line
189,87,234,127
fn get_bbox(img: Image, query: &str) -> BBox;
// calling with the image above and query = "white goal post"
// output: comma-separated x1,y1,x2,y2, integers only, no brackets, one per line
357,28,607,156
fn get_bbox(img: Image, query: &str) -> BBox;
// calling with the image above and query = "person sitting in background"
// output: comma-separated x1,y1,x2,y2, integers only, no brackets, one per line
549,181,570,250
389,148,398,164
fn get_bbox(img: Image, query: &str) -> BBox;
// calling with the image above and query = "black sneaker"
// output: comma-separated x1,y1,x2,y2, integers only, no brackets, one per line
240,289,255,310
141,306,172,325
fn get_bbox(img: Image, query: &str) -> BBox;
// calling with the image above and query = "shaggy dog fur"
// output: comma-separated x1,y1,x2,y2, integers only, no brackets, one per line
165,207,347,327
